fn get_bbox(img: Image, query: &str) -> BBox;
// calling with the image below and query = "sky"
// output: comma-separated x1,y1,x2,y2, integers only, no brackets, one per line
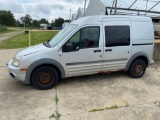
0,0,89,22
0,0,159,23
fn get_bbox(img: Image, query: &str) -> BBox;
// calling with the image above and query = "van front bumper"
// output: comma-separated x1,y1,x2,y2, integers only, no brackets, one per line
6,59,26,82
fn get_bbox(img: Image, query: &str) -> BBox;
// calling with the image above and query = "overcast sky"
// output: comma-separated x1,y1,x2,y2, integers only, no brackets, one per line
0,0,159,23
0,0,89,22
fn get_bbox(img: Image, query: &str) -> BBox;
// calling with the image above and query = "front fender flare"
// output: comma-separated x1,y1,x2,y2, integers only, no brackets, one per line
23,59,65,84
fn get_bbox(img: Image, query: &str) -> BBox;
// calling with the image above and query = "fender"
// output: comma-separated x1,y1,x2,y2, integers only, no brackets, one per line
125,52,150,71
23,59,65,84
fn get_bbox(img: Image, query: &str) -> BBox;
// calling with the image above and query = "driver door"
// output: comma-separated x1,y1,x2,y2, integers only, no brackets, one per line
62,26,103,77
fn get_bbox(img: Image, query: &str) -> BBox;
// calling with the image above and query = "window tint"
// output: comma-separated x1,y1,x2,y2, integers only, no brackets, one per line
105,26,130,47
80,27,100,48
68,31,80,51
66,26,100,51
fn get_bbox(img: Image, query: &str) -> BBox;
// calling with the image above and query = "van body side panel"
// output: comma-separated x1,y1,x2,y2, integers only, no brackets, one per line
102,19,132,71
131,20,154,64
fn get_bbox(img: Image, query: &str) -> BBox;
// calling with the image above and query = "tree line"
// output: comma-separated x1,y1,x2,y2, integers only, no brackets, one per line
0,10,15,26
0,10,68,28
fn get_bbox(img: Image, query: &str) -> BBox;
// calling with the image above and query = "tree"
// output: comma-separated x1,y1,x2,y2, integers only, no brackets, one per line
16,19,21,27
20,14,32,27
32,20,40,28
55,17,64,27
39,18,49,24
0,10,15,26
51,20,55,27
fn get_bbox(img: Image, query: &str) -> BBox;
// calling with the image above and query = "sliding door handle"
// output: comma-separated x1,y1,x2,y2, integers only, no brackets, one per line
94,50,101,53
105,49,112,52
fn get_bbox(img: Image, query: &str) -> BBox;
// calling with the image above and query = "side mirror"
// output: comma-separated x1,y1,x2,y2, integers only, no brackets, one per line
62,43,73,52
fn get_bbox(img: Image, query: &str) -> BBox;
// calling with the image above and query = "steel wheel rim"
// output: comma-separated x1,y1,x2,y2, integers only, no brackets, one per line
37,71,54,86
134,64,144,75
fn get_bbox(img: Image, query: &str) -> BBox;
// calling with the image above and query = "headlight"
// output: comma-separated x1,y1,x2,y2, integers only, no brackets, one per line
12,56,22,67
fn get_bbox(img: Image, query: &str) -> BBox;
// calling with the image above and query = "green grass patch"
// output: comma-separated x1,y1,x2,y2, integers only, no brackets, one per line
0,31,59,49
89,105,119,112
89,103,130,112
49,111,61,120
0,29,15,35
54,95,59,104
89,108,106,112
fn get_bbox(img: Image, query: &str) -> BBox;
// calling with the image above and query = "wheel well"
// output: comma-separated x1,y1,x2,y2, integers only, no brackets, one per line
30,64,61,84
133,56,148,67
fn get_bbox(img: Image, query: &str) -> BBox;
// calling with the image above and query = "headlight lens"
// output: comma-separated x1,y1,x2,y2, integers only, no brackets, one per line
12,56,21,67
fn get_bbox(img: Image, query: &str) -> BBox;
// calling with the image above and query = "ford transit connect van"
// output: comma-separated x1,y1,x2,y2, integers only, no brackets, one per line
7,15,154,90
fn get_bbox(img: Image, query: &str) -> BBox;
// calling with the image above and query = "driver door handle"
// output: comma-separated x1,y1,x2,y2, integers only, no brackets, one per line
94,50,101,53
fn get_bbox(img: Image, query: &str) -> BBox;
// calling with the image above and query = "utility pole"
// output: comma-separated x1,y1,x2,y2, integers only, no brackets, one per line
110,0,116,15
69,8,71,22
114,0,118,15
145,0,149,15
84,0,87,17
24,22,25,29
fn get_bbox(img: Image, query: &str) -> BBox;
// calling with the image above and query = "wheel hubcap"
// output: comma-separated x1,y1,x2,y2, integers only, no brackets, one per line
134,64,144,75
37,71,54,85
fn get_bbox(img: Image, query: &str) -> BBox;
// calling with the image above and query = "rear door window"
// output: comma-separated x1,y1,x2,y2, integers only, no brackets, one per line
105,26,130,47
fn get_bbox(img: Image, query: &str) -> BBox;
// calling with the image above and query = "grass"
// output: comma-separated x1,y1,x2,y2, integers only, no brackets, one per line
49,111,61,120
0,29,15,35
50,89,61,120
89,105,119,112
89,103,130,112
0,31,59,49
54,94,59,104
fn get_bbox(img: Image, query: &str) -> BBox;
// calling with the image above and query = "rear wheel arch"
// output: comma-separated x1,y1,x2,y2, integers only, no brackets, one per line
133,56,148,67
125,52,150,71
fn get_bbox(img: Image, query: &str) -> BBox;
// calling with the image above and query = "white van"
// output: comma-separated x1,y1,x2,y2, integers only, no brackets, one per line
7,15,154,90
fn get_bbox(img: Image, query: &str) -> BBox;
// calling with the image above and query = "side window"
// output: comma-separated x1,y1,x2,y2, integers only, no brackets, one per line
68,31,81,51
66,26,100,51
81,27,100,48
105,26,130,47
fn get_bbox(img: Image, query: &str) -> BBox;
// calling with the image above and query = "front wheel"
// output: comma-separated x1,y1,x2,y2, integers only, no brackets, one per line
31,66,59,90
128,59,146,78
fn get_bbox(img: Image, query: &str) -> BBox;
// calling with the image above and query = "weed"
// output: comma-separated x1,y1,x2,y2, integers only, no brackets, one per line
54,95,59,104
89,108,105,112
89,105,120,112
105,105,119,110
125,102,129,107
89,103,131,113
49,111,61,120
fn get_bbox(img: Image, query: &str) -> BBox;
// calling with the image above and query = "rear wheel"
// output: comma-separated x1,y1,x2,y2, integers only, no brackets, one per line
31,66,59,90
128,59,146,78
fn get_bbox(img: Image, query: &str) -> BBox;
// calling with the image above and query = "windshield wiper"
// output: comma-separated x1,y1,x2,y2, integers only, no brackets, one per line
43,42,51,48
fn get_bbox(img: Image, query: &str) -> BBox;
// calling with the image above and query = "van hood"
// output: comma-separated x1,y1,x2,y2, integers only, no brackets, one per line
16,43,47,57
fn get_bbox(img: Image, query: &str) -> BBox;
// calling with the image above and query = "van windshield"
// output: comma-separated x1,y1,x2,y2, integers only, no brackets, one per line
49,24,77,47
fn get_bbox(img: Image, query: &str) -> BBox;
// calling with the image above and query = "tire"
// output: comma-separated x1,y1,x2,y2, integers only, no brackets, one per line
31,66,59,90
128,59,146,78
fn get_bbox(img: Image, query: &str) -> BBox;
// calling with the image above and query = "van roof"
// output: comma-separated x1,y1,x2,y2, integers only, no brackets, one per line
71,15,152,26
